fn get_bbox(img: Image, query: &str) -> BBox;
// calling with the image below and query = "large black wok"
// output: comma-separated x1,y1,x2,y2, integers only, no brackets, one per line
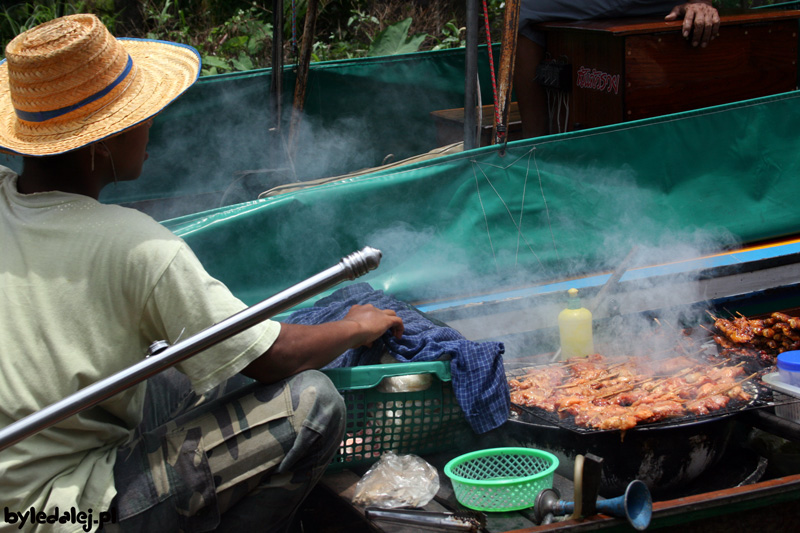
503,408,739,497
502,366,774,497
499,331,775,497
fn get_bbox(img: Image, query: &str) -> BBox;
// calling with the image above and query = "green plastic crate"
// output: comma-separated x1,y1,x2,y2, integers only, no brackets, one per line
323,361,470,470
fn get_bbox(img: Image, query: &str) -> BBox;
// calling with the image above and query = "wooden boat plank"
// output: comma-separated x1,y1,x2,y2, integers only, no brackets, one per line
318,463,800,532
537,10,800,36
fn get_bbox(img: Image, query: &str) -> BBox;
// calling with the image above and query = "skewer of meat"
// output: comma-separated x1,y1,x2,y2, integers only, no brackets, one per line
695,372,755,401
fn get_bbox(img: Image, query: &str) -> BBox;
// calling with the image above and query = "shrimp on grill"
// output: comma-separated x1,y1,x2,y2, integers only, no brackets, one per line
615,390,649,406
686,395,730,415
555,395,594,416
706,365,745,380
510,388,558,411
574,405,638,431
630,400,685,423
714,317,754,343
711,310,800,363
507,354,755,431
771,312,800,329
722,384,751,402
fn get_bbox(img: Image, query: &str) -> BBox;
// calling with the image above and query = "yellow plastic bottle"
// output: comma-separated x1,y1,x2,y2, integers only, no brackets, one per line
558,288,594,359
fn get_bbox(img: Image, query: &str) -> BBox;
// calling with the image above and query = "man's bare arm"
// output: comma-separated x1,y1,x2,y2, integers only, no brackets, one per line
242,304,404,383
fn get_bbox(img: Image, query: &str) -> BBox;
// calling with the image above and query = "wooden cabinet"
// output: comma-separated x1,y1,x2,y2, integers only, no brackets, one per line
538,10,800,131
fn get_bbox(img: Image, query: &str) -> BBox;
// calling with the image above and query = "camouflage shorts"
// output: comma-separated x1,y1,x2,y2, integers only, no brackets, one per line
108,368,345,533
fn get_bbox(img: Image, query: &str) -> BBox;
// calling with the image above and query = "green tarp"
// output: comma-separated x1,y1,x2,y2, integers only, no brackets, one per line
162,89,800,307
6,47,799,308
93,45,502,220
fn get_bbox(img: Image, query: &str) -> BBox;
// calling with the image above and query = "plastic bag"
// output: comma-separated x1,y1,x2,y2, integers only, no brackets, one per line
352,452,440,508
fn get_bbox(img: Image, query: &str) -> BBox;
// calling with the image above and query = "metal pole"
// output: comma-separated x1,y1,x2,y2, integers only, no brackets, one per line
0,246,383,452
268,0,285,171
464,0,479,150
270,0,283,133
287,0,320,159
493,0,520,149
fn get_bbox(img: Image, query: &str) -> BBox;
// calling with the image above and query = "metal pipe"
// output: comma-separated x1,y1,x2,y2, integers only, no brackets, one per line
287,0,319,158
741,409,800,442
493,0,520,149
0,246,383,452
365,508,486,531
270,0,283,133
589,245,639,315
464,0,478,150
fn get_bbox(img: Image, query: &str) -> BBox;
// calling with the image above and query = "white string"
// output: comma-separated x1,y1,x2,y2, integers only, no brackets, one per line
471,154,547,272
475,73,483,147
532,146,561,267
472,160,497,267
556,92,562,133
100,142,117,184
547,90,570,134
468,143,563,274
515,149,530,264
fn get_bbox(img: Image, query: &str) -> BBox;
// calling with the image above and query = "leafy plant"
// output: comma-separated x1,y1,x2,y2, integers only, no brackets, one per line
202,6,272,75
1,0,485,71
347,8,379,36
311,35,363,62
431,20,466,51
199,54,229,75
367,18,426,57
141,0,192,43
307,6,380,63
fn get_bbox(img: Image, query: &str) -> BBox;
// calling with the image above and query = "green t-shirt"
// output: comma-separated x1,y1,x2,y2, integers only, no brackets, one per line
0,168,280,531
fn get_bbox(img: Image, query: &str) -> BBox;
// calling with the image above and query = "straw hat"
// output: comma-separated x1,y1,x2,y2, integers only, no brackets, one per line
0,14,200,156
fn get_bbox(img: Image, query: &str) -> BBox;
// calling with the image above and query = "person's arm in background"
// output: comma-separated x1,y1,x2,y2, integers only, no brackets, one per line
665,1,721,47
243,304,404,383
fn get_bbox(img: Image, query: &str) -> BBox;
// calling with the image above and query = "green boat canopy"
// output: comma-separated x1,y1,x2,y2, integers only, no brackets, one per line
5,47,798,309
168,92,800,308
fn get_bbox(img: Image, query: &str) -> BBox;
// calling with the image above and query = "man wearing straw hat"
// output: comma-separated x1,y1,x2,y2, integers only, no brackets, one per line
0,14,403,532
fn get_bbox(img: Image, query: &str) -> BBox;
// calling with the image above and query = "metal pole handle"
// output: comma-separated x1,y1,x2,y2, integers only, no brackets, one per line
0,246,382,452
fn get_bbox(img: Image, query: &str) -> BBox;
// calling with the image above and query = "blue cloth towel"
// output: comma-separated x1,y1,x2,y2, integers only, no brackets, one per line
285,283,509,434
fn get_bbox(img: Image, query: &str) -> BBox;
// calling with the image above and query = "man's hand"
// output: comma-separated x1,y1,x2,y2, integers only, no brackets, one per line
665,1,721,48
342,304,404,348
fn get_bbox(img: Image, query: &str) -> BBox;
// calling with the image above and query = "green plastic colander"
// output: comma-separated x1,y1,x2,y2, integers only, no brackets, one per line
444,447,559,512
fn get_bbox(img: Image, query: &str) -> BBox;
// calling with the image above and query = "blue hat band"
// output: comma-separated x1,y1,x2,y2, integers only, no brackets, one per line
14,54,133,123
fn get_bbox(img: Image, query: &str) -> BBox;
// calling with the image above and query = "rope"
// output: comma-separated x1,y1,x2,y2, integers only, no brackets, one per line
481,0,502,132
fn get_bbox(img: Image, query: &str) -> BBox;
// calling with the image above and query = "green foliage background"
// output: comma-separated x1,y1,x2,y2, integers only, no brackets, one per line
0,0,487,75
